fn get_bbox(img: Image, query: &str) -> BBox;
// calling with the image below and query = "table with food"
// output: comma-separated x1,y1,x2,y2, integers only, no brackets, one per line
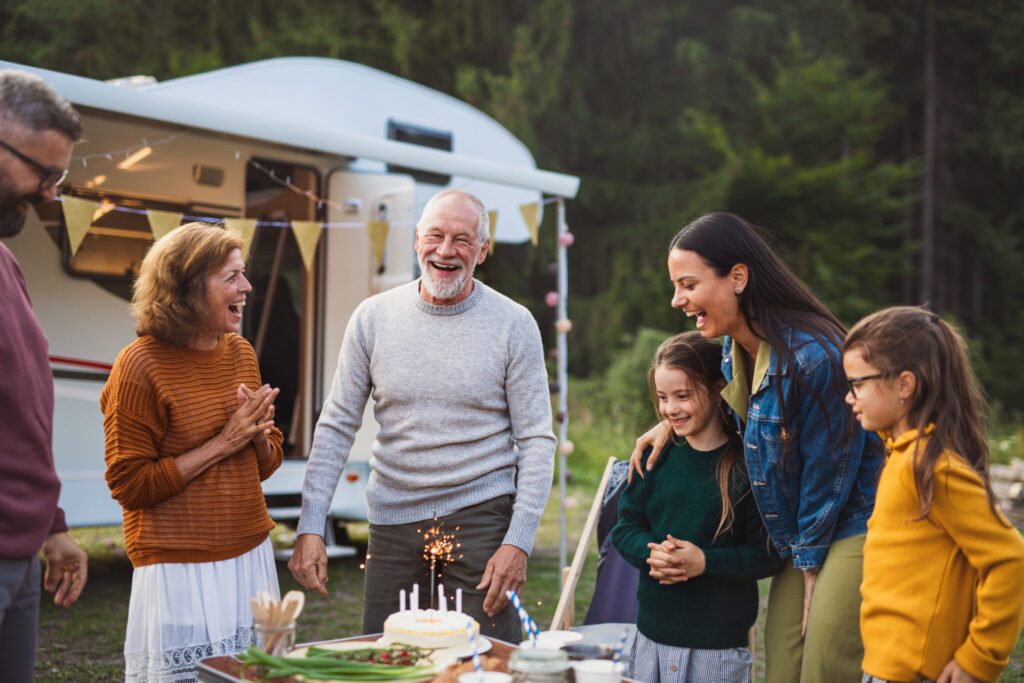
196,586,632,683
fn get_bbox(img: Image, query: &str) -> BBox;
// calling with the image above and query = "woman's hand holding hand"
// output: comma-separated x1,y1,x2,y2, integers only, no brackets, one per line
627,421,672,482
217,383,279,455
236,383,278,450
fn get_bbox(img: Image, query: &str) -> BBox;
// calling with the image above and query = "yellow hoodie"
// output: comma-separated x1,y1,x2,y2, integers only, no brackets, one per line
861,427,1024,682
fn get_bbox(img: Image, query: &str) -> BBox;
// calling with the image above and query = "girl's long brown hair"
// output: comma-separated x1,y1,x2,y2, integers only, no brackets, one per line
844,306,1002,521
649,332,746,539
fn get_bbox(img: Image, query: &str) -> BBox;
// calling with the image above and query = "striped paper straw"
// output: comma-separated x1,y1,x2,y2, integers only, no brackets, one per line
467,617,483,683
611,626,629,670
526,615,540,640
505,590,536,647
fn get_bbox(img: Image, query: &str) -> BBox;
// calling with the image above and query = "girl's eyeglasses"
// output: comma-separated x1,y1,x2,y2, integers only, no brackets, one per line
0,139,69,192
846,373,892,398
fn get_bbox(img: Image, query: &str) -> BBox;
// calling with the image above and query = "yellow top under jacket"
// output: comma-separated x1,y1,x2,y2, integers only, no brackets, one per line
860,427,1024,683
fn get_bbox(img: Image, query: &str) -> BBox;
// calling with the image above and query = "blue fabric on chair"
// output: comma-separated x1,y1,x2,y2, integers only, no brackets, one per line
584,460,640,625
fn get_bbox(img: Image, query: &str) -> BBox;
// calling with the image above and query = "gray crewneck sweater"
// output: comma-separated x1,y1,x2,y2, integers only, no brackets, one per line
297,279,555,553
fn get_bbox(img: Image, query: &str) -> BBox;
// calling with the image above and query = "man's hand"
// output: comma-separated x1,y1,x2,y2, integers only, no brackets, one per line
476,544,527,617
288,533,329,597
936,659,982,683
627,421,671,483
41,532,87,608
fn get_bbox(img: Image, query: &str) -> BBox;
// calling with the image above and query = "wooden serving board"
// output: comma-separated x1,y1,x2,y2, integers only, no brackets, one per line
196,634,515,683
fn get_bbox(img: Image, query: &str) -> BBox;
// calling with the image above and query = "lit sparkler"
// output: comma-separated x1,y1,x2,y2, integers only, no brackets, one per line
418,519,463,608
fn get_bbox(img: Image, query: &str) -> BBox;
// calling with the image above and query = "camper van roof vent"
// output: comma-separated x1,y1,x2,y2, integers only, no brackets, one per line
106,75,159,90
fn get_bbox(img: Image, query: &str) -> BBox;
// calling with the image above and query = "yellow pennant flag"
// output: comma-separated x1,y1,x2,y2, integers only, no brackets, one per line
366,220,389,270
291,220,323,272
147,210,183,241
487,210,497,255
59,196,99,257
519,202,539,246
224,218,258,260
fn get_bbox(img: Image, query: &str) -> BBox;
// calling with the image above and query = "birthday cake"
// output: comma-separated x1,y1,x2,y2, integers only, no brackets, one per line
380,609,480,650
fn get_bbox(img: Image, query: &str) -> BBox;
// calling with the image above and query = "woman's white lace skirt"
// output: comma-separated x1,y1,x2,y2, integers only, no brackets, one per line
124,537,279,682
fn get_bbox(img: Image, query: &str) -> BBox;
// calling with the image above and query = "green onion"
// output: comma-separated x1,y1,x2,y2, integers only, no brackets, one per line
239,645,440,682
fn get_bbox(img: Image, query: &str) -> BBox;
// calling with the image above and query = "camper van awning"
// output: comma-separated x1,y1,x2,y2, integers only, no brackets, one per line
0,61,580,199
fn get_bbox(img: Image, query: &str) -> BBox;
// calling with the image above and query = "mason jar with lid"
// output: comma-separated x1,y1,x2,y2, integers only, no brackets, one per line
508,647,570,683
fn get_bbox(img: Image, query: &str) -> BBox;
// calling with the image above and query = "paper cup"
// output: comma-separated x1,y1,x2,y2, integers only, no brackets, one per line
573,658,622,683
458,672,512,683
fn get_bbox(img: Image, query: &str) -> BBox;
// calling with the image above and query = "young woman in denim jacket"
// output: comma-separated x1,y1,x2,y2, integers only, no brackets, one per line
629,213,883,683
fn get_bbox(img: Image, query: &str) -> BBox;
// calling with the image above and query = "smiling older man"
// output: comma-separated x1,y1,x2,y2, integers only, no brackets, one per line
290,188,555,641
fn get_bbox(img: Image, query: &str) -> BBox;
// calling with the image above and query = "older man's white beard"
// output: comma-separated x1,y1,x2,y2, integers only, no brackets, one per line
419,256,474,301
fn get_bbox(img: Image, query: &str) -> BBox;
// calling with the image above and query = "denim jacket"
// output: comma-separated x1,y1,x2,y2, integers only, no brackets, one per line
722,328,883,570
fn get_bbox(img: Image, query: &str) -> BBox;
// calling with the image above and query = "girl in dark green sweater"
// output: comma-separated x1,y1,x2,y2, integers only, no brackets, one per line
612,332,781,683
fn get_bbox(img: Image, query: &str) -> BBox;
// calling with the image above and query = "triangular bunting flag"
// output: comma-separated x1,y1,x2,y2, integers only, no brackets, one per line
224,218,258,260
147,210,183,241
519,202,539,246
366,220,389,270
291,220,323,272
59,196,99,257
487,211,497,255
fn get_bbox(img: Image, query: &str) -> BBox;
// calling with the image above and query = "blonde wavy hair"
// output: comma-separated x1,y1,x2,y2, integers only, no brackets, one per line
132,222,243,346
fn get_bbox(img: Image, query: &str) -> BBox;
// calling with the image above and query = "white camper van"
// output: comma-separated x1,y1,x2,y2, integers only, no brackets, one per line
1,58,579,540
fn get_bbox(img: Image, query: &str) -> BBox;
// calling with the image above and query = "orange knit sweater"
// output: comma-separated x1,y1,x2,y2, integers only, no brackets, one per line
100,333,283,567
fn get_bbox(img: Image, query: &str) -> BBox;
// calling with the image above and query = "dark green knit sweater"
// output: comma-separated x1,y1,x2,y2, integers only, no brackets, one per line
611,440,782,649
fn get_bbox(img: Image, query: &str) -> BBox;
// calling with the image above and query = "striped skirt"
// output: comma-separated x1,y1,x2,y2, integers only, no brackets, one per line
628,631,752,683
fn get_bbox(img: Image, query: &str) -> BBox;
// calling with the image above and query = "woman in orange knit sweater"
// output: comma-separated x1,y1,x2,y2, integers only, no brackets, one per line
101,223,284,682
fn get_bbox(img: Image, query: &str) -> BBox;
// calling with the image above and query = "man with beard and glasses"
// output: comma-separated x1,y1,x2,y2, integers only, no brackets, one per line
0,69,88,682
290,188,554,641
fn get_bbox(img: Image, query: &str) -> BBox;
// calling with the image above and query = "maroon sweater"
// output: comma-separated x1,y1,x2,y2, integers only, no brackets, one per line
0,242,66,558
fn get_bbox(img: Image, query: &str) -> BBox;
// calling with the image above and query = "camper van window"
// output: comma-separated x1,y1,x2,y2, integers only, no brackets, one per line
386,120,452,186
40,192,236,302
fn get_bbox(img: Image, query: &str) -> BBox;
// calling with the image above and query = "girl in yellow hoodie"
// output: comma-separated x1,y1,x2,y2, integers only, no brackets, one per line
843,306,1024,683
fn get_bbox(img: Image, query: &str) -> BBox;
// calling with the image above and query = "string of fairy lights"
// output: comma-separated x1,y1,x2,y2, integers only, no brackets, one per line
68,129,561,228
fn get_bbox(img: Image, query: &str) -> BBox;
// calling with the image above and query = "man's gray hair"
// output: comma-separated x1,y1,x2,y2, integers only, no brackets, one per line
418,188,490,243
0,69,82,141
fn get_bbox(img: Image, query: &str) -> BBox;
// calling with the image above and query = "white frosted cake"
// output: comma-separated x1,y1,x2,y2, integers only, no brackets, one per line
381,609,480,650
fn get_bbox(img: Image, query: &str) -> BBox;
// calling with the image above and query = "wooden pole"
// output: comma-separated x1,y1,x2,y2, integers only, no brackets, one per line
550,456,616,631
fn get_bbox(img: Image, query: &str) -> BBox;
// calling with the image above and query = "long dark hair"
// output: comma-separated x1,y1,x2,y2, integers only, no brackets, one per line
669,213,851,456
844,307,1002,521
649,332,745,539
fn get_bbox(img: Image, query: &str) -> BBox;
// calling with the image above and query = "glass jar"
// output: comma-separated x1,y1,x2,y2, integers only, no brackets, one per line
255,622,296,657
508,647,570,683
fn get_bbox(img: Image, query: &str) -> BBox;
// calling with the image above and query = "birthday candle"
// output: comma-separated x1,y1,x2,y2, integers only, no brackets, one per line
399,589,406,612
438,584,446,612
456,588,462,614
412,583,419,611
